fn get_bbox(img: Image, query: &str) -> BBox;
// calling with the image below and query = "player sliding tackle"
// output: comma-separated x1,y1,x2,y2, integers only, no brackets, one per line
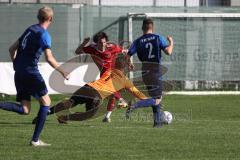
0,6,69,146
46,54,147,123
126,18,174,128
74,32,128,123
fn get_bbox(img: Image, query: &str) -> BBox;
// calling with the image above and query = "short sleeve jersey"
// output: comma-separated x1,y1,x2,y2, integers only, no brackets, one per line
83,43,122,74
14,24,51,73
128,33,168,63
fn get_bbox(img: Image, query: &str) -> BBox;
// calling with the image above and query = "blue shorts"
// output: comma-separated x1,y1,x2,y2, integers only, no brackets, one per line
14,71,48,102
142,65,162,98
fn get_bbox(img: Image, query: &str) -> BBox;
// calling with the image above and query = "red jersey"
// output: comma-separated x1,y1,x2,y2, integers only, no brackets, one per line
83,43,122,76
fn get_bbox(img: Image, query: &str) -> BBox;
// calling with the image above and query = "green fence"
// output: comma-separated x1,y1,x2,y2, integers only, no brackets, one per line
1,4,240,89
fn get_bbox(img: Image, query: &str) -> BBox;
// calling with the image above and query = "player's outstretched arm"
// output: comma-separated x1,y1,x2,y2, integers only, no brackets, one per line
125,79,147,100
9,40,19,62
75,37,90,54
164,36,174,55
126,54,134,71
44,49,69,80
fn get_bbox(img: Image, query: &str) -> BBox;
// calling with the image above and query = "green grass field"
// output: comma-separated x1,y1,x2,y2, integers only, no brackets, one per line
1,95,240,160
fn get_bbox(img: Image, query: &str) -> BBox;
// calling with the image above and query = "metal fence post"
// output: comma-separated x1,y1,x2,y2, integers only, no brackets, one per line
184,0,187,7
153,0,156,7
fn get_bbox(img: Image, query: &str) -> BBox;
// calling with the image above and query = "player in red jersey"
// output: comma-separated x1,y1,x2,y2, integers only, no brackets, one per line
75,32,128,122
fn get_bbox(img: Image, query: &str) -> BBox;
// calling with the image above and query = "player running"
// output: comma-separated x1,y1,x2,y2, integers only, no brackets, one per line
0,6,69,146
75,32,128,123
46,54,147,123
126,18,174,128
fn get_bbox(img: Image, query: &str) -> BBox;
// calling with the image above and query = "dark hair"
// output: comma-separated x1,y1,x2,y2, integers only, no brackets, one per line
142,18,154,31
93,32,109,43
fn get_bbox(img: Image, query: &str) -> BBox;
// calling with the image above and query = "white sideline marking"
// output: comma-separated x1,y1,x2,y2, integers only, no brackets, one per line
166,91,240,95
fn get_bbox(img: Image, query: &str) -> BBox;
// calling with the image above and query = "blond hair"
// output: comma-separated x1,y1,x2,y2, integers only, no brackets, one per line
37,6,53,23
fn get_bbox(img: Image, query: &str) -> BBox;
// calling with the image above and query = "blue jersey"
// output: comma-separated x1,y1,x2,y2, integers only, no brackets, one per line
128,33,168,63
14,24,51,73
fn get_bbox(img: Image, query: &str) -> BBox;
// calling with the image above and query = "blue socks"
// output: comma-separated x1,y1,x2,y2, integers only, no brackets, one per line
32,105,49,142
130,99,162,125
0,102,24,114
0,102,50,141
152,104,161,124
132,98,156,109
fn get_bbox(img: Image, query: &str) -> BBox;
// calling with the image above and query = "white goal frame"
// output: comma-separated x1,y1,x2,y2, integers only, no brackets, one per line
127,12,240,95
127,12,240,42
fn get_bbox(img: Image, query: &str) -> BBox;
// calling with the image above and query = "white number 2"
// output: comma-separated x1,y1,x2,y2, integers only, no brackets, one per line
146,42,155,59
22,31,31,50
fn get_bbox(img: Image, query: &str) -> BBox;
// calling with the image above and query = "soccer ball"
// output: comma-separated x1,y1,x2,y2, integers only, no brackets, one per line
117,98,128,108
161,111,173,124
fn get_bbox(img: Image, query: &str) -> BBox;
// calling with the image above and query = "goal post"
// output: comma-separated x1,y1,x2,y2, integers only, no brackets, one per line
128,12,240,18
127,12,240,94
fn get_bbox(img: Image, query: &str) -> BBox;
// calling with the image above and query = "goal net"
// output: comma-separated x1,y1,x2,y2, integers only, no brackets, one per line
127,12,240,93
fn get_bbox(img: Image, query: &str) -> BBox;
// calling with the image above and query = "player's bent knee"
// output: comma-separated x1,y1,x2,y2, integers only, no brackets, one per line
21,101,31,115
23,107,31,115
155,98,161,105
155,97,162,105
39,95,51,106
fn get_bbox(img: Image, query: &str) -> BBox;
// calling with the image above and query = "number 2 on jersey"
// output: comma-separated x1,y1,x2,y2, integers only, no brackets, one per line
146,42,155,59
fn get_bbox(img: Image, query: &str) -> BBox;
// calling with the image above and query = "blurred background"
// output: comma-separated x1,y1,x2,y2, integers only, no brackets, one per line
0,0,240,93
